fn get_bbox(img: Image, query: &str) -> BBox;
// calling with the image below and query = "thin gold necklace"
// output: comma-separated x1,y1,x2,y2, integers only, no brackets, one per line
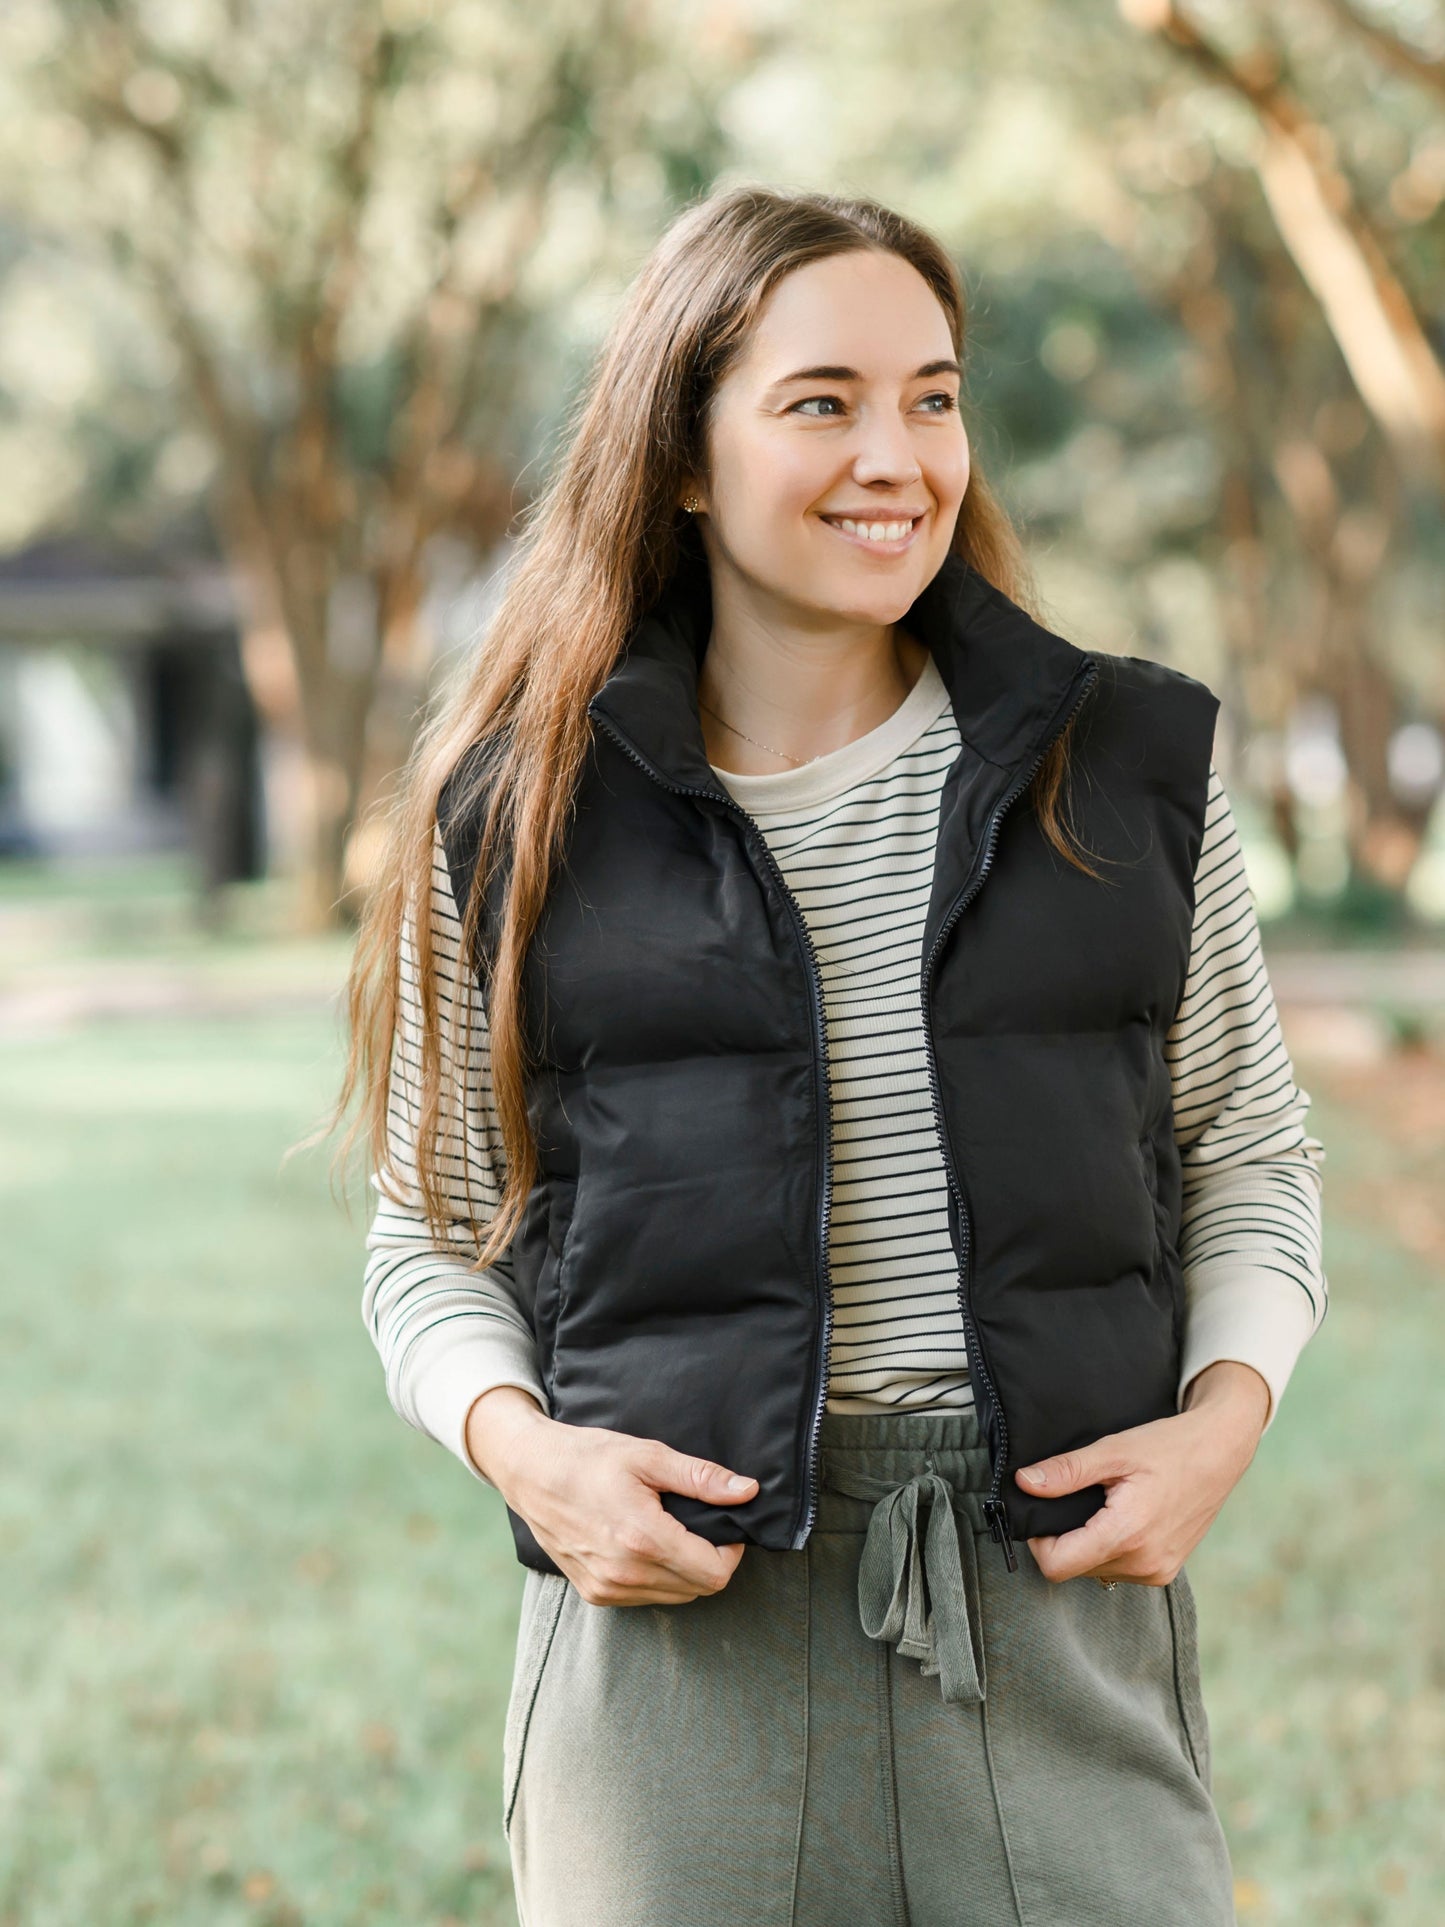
699,629,916,769
696,695,824,768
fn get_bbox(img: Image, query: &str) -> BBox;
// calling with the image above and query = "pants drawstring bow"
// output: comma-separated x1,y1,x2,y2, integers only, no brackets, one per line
820,1455,987,1706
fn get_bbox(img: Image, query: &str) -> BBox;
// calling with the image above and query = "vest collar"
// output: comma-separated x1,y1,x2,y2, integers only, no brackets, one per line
586,540,1098,795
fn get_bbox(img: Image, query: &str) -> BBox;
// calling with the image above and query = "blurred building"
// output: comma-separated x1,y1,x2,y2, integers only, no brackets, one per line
0,535,263,890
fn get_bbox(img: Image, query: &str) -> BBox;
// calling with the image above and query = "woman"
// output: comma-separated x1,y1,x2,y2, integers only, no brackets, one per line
347,186,1326,1925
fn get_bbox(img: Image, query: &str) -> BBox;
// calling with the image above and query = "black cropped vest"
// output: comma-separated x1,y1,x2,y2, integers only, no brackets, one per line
440,546,1219,1576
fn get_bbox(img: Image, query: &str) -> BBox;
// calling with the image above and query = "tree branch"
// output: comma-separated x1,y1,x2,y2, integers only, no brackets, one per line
1122,0,1445,487
1309,0,1445,99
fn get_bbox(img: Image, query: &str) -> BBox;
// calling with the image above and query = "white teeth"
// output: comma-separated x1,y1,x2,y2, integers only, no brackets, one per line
827,517,915,543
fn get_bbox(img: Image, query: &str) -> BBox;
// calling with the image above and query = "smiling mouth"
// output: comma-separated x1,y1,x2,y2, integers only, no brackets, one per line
819,512,924,551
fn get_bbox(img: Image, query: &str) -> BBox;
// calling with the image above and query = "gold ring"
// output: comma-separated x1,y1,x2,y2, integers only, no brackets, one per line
1097,1578,1119,1592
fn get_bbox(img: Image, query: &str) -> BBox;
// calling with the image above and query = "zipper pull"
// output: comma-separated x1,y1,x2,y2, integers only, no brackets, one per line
984,1497,1019,1573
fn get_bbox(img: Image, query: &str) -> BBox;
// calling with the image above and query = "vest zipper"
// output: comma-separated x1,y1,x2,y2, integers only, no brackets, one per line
919,661,1099,1574
587,712,835,1551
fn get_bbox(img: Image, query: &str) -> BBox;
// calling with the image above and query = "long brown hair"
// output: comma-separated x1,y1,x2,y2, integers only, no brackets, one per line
335,183,1098,1265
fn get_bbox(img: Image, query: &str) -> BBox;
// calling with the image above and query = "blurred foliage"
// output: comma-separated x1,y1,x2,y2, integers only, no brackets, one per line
0,0,1443,919
0,0,742,551
0,0,752,921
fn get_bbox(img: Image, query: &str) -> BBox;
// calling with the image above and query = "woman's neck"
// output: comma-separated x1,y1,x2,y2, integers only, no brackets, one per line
697,615,930,775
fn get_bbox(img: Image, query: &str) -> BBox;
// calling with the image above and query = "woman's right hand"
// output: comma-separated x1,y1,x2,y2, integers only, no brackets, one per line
463,1385,758,1606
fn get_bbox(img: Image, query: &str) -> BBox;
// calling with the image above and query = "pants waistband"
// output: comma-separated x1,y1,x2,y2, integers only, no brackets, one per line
815,1408,991,1513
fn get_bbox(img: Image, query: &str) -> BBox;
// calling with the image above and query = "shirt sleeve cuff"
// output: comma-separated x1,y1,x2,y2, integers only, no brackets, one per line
1177,1267,1322,1432
406,1325,550,1490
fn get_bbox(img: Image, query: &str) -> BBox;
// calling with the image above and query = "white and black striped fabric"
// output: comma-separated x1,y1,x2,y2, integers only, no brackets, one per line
363,655,1326,1488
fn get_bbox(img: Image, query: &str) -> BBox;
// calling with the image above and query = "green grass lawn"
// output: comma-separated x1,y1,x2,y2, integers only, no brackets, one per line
1,1014,522,1927
2,1008,1442,1925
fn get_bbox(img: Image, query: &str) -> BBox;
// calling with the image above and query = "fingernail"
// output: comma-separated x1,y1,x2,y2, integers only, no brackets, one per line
1024,1466,1046,1486
726,1474,753,1493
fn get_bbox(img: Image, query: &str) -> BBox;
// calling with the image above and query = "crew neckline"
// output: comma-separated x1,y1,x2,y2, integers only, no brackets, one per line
709,653,952,811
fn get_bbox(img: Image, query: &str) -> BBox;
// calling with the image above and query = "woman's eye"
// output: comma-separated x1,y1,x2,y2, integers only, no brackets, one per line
788,391,959,418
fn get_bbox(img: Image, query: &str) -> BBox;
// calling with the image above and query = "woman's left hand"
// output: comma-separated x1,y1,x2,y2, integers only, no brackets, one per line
1015,1360,1273,1586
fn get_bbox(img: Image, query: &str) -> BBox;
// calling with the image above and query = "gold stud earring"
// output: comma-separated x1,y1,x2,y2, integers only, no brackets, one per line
683,495,701,514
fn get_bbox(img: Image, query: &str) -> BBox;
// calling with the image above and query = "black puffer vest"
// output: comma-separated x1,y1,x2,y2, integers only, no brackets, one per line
440,545,1219,1577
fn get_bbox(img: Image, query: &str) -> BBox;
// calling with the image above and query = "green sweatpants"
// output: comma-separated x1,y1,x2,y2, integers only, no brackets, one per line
502,1408,1236,1925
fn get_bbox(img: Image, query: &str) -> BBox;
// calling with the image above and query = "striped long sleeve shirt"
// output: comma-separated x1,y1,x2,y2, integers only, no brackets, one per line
362,654,1327,1487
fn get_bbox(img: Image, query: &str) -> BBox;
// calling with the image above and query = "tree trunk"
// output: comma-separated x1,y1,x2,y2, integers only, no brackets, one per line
235,610,376,931
297,746,363,930
293,653,376,930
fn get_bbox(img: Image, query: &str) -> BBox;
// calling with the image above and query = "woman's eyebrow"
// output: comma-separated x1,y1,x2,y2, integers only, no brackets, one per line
765,358,963,388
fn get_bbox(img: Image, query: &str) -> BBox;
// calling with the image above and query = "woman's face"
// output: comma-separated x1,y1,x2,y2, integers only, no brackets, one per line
691,249,970,630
